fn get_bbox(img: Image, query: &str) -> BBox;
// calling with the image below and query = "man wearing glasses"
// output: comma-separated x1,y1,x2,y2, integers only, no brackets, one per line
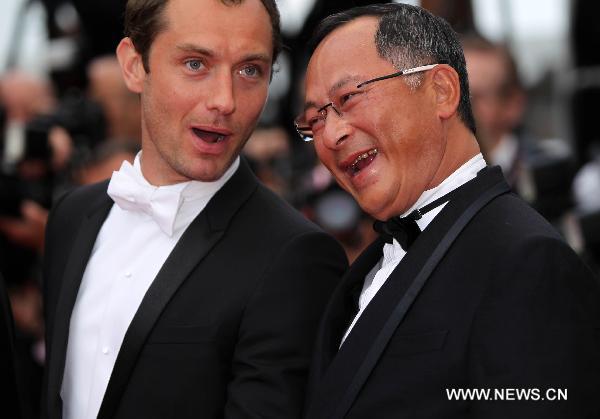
298,4,600,418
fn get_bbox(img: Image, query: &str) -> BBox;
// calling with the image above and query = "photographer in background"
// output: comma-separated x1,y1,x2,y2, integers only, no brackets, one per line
462,34,576,223
0,68,110,419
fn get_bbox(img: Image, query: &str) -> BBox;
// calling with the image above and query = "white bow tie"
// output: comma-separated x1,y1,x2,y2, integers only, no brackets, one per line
107,161,187,237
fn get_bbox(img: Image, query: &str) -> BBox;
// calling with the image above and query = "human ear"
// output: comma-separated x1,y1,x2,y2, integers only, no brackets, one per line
116,37,146,94
430,64,460,121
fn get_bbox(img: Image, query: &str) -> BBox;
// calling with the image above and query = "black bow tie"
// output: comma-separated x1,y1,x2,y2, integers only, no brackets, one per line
373,211,422,250
373,186,464,251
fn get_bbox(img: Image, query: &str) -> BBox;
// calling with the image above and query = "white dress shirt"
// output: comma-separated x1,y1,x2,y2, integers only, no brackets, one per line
340,154,486,346
61,153,239,419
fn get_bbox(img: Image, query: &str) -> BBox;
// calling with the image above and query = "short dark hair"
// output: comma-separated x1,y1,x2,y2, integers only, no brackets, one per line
124,0,282,73
460,33,523,94
310,3,476,134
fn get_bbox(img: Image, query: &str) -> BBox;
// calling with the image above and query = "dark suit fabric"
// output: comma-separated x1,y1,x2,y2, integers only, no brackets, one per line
0,272,22,419
306,167,600,419
42,161,348,419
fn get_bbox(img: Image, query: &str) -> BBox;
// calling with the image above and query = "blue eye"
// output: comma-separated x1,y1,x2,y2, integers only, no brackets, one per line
185,59,204,72
240,65,262,78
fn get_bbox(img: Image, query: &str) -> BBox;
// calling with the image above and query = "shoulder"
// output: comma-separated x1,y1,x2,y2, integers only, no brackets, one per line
56,180,110,209
449,191,597,290
464,193,598,306
46,180,110,233
234,185,347,319
464,192,564,248
240,182,329,241
51,180,109,214
228,182,348,279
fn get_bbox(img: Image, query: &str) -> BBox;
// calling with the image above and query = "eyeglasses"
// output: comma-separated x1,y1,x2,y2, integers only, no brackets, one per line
294,64,439,142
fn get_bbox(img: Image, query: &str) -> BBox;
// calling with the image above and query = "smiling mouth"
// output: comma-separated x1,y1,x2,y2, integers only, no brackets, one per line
192,128,228,143
347,148,378,176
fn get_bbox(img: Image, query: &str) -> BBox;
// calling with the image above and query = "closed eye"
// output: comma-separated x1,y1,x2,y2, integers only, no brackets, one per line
308,115,322,129
339,90,363,107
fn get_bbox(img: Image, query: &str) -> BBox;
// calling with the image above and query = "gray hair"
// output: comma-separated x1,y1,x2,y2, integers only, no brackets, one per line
310,3,476,134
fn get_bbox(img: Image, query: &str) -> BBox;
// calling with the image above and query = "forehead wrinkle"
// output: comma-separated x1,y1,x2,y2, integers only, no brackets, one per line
303,100,319,112
303,74,363,113
329,74,363,97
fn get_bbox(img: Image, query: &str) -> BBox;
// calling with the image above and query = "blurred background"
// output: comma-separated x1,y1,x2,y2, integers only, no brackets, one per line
1,0,599,416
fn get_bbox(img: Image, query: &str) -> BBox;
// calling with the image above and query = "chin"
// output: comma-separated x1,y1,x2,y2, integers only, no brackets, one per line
355,199,383,221
183,157,230,182
204,160,238,181
191,168,227,182
352,187,384,218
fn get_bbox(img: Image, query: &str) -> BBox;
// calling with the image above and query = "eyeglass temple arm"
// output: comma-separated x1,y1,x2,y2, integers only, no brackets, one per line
357,71,403,88
356,63,440,88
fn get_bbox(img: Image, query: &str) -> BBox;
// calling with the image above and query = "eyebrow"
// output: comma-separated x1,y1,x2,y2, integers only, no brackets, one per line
242,53,271,65
175,43,271,65
303,74,364,112
329,75,363,97
176,43,214,57
303,101,319,112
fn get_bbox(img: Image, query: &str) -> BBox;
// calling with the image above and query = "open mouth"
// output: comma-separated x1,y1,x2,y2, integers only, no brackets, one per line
347,148,378,177
192,127,228,144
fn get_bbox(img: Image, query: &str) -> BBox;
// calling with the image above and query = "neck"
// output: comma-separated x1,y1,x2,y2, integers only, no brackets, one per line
427,123,480,190
139,136,191,187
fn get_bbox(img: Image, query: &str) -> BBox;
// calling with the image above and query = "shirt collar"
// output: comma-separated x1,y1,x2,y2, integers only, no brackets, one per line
383,153,487,255
134,151,240,202
400,153,487,219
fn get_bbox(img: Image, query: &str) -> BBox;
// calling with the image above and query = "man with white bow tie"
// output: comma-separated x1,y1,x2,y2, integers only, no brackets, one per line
41,1,347,419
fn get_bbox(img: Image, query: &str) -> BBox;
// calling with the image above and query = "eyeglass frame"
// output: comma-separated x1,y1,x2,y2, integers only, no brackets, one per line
295,63,440,142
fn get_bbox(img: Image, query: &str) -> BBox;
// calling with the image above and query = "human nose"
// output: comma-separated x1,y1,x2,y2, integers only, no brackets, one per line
320,109,350,149
205,70,236,115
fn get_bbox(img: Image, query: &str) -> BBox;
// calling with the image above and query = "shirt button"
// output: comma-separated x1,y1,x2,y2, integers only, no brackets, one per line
102,346,110,355
125,271,132,278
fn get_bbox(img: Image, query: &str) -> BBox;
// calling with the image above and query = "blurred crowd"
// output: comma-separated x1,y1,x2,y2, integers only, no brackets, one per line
1,0,600,417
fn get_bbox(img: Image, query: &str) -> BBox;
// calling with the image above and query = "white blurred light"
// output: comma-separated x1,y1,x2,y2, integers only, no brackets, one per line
277,0,317,36
472,0,570,85
393,0,421,6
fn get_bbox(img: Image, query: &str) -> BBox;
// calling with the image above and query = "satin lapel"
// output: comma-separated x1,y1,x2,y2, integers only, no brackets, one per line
309,238,384,391
97,160,258,419
46,189,113,419
307,167,509,419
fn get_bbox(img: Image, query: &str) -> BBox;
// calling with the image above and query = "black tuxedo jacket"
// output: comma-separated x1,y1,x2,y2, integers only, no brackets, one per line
306,167,600,419
0,272,22,419
42,161,348,419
